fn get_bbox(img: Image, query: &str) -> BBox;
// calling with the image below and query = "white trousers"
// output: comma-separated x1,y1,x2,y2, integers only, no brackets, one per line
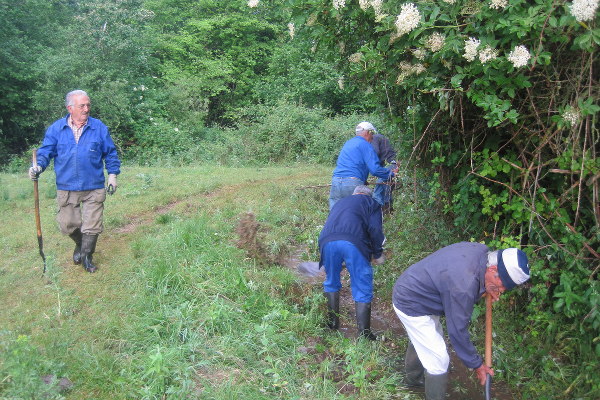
393,304,450,375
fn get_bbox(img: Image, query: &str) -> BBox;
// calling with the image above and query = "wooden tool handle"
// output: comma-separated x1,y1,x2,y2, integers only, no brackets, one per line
485,293,493,367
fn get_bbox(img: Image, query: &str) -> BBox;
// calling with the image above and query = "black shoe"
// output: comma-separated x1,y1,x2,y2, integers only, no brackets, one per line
81,234,98,273
355,302,376,341
324,292,340,329
69,229,82,264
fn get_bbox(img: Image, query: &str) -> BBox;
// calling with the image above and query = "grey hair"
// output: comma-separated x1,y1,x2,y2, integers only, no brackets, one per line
353,185,372,196
65,90,89,107
487,250,499,267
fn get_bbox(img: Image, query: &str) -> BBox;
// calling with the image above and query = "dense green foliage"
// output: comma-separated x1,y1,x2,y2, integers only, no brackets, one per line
1,0,598,398
288,0,599,397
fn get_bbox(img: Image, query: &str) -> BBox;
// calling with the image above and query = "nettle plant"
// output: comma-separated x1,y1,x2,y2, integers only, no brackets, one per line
280,0,599,394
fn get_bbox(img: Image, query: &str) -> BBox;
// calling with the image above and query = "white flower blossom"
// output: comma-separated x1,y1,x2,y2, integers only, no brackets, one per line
338,76,345,90
359,0,370,10
371,0,384,15
442,0,456,4
569,0,599,22
562,107,581,125
174,127,179,132
247,0,259,8
489,0,509,9
463,37,480,62
333,0,346,10
348,52,363,63
412,48,426,60
338,41,346,53
396,61,425,84
307,13,318,26
395,3,421,36
425,32,445,52
478,45,498,64
287,22,295,39
507,45,531,68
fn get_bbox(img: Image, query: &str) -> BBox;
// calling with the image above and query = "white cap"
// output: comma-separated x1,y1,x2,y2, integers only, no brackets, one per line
355,121,377,134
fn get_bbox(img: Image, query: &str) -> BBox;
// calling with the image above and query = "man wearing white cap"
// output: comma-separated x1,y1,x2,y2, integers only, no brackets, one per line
391,242,530,400
329,121,397,210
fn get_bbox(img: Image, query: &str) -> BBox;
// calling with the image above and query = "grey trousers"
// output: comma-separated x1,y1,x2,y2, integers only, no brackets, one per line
56,189,106,235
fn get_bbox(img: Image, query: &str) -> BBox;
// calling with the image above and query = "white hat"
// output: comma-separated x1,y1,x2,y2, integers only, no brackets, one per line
355,121,377,134
497,248,530,290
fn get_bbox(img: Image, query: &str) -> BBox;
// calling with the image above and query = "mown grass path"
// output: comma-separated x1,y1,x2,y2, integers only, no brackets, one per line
1,165,511,399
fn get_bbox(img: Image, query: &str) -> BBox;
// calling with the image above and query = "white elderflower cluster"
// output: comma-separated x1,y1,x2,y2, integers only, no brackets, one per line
371,0,384,15
396,61,425,84
442,0,456,4
359,0,370,10
247,0,259,8
507,45,531,68
412,48,426,60
562,107,581,125
463,37,480,61
288,23,295,39
569,0,599,22
489,0,509,9
395,3,421,36
333,0,346,10
426,32,445,52
479,45,498,64
348,52,363,63
338,76,345,90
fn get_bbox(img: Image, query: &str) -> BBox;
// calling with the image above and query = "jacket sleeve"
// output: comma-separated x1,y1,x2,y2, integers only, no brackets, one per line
442,285,483,369
36,125,59,170
367,205,385,259
101,127,121,175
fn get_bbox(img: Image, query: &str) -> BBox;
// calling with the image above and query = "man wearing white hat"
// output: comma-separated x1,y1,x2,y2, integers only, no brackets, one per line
391,242,531,400
328,121,397,210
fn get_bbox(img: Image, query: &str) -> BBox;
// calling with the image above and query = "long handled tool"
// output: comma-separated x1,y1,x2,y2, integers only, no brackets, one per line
485,293,493,399
32,149,47,274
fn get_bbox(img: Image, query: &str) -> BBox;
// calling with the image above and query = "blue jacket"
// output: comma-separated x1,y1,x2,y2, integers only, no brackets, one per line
392,242,489,369
36,115,121,191
332,136,392,182
318,194,385,266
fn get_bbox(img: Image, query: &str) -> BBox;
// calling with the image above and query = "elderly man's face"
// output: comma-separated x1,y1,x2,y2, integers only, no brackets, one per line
484,265,506,302
67,94,91,125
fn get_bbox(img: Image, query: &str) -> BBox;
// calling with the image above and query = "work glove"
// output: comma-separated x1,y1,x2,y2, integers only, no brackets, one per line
106,174,118,195
390,160,399,174
29,165,42,180
373,254,385,265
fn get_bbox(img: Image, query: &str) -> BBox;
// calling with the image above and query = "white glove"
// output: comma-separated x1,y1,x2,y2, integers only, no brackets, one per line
107,174,118,195
29,165,42,180
373,254,385,265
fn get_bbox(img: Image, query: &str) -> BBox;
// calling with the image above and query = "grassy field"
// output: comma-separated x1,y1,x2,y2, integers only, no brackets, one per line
2,164,502,399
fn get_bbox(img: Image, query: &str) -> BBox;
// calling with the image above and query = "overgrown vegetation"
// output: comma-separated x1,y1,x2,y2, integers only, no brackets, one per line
1,0,598,398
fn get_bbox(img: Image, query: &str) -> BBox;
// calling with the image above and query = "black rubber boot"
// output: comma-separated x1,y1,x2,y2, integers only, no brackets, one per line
324,292,340,329
424,371,448,400
69,229,82,265
355,302,376,340
404,342,425,387
81,233,98,273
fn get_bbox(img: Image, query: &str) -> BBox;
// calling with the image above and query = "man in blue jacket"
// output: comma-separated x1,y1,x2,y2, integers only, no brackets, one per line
29,90,121,273
392,242,530,399
329,121,397,210
319,185,386,340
